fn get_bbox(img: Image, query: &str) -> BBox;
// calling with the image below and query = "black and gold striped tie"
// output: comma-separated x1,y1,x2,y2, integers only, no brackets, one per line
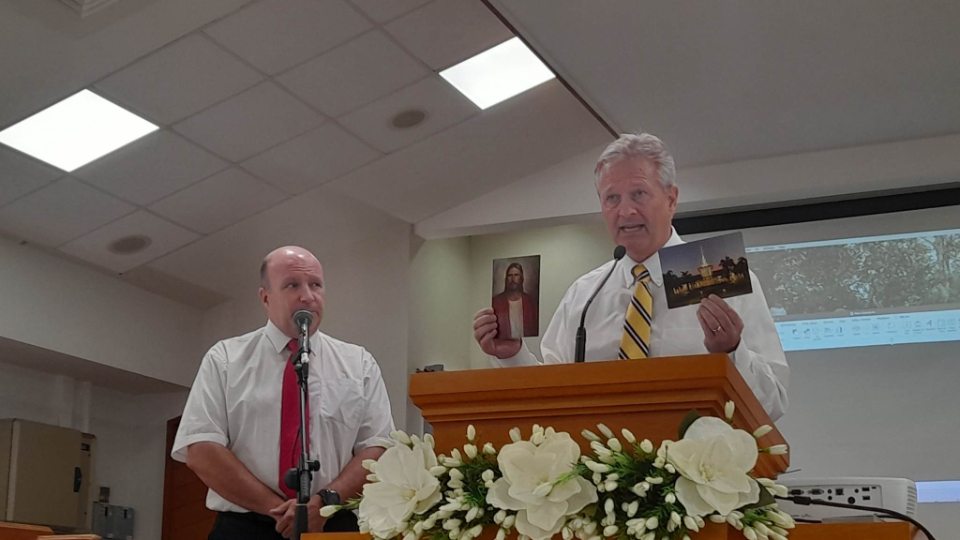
618,264,653,359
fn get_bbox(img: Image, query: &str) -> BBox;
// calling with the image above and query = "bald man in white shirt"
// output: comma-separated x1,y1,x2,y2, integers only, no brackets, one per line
173,246,394,539
473,133,789,420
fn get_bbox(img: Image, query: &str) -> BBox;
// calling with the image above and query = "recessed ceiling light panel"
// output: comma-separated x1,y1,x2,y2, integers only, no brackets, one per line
439,37,555,110
0,90,158,172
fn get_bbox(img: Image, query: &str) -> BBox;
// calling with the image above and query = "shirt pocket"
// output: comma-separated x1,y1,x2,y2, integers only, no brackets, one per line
317,378,364,427
660,328,708,357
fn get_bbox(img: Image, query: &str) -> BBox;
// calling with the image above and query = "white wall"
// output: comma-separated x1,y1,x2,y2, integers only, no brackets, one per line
419,206,959,539
0,360,187,540
0,237,204,386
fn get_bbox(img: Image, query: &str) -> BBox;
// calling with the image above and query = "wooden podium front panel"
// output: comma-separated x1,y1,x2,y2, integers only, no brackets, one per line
410,356,788,477
302,522,920,540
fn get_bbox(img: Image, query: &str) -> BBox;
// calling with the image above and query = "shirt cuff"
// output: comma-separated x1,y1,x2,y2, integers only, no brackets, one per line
171,433,229,462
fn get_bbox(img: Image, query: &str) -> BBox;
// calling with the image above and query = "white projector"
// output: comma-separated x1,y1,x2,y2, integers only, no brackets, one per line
777,477,918,522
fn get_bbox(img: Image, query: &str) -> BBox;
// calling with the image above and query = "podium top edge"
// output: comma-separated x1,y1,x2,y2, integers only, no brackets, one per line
409,354,735,397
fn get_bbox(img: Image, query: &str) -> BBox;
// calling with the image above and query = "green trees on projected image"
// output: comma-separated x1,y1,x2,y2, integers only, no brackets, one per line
750,233,960,316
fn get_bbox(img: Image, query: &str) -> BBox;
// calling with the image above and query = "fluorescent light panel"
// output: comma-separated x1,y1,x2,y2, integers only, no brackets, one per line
440,37,555,110
0,90,158,172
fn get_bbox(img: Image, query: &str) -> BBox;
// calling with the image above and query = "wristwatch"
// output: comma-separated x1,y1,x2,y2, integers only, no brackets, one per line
319,488,341,507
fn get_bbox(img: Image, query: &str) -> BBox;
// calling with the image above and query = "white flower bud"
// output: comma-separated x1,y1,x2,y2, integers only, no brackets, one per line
429,466,446,476
604,480,617,491
451,448,462,462
665,493,676,504
447,479,464,489
668,520,678,532
757,477,775,487
640,439,654,453
366,473,378,481
362,459,378,471
443,519,461,531
709,515,726,523
483,443,496,455
470,525,483,537
603,526,618,537
753,425,773,438
607,438,623,452
768,533,788,540
694,516,705,528
645,476,663,484
597,423,614,438
403,532,415,540
481,469,495,482
645,517,658,530
671,512,681,526
464,444,478,459
621,428,637,443
465,507,479,522
495,529,506,540
441,457,462,468
583,521,597,534
449,468,464,480
391,430,412,445
585,460,610,473
664,464,676,474
627,501,639,517
592,472,602,484
724,401,736,422
683,516,698,532
424,433,435,447
774,484,789,497
532,432,545,445
561,527,573,540
641,531,655,540
494,510,506,524
767,444,789,455
319,505,340,517
743,526,757,540
466,425,476,441
582,429,601,442
503,515,516,529
509,427,522,442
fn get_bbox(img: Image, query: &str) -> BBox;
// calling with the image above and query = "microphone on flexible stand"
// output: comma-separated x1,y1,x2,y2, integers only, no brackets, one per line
574,246,627,363
292,309,312,363
287,309,320,540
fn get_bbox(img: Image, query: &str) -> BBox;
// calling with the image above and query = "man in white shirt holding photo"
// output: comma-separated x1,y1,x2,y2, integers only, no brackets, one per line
472,133,789,420
173,246,394,539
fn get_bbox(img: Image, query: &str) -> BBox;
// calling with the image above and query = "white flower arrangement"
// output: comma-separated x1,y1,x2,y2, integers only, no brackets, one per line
323,402,794,540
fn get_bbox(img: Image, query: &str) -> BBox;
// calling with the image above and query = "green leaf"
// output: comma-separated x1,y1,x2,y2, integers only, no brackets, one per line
677,410,701,439
740,482,776,510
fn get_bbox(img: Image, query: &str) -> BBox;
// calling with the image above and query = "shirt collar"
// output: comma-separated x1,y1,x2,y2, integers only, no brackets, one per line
619,227,685,288
265,319,320,356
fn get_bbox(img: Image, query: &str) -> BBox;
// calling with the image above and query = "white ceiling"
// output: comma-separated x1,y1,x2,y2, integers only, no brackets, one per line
0,0,609,307
0,0,958,315
494,0,960,167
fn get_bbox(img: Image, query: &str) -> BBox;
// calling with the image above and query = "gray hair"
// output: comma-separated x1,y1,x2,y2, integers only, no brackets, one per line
594,132,676,189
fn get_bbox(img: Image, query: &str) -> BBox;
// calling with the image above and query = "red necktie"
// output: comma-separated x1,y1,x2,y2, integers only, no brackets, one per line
279,339,309,499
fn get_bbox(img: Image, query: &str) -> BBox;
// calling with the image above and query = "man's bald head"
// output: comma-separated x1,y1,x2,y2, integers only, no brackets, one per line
260,246,320,290
259,246,325,338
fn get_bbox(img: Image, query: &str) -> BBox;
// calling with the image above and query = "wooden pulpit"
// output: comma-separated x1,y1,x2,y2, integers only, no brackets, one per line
305,355,920,540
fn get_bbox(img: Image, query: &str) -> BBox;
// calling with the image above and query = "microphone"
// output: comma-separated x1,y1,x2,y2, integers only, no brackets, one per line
574,246,627,363
292,310,313,360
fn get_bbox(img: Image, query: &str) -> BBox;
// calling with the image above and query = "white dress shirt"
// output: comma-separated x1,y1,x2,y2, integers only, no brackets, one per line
492,229,789,420
172,321,395,513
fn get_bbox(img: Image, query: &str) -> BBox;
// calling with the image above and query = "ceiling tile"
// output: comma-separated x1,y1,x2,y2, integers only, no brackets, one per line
242,123,381,194
204,0,371,75
339,76,477,153
278,31,428,118
348,0,433,24
73,130,228,205
327,81,611,223
0,145,62,208
173,83,324,162
149,167,288,234
95,34,263,125
60,210,199,273
385,0,513,70
0,178,134,246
